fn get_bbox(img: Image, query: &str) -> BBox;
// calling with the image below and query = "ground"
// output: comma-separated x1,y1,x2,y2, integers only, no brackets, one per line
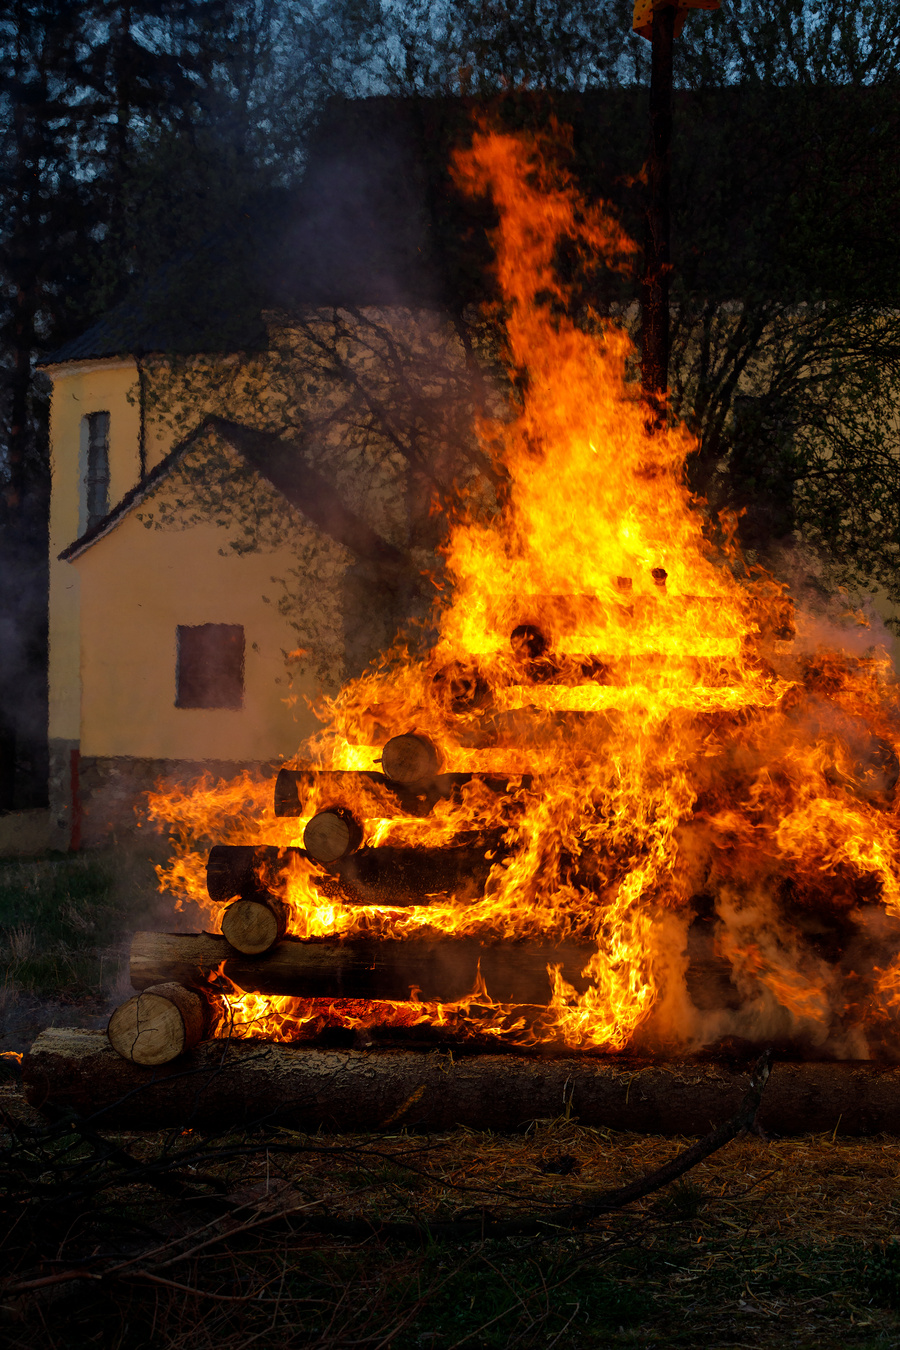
2,851,900,1348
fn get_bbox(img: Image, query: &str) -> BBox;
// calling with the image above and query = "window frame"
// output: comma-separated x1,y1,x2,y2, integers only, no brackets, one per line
175,624,245,711
84,410,111,529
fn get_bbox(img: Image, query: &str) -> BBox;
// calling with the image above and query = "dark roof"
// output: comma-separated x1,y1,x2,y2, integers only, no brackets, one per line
59,416,407,568
46,228,274,364
43,93,638,364
45,86,900,365
45,99,462,366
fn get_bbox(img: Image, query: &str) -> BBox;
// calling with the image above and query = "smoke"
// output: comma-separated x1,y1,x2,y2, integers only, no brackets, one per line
268,101,443,311
768,539,894,662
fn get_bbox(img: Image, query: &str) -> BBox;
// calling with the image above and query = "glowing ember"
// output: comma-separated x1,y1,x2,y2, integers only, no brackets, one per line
148,124,900,1059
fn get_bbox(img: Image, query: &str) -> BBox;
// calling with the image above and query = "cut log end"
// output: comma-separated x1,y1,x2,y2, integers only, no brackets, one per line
107,982,206,1065
304,808,363,862
222,899,287,955
381,733,440,784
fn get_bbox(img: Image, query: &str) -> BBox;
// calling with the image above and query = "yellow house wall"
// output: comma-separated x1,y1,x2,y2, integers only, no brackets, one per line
48,360,143,741
46,356,242,749
72,510,326,761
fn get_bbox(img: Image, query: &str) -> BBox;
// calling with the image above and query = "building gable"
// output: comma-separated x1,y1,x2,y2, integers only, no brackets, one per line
59,416,405,574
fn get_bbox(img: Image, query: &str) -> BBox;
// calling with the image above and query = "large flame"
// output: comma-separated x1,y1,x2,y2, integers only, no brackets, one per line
148,124,900,1058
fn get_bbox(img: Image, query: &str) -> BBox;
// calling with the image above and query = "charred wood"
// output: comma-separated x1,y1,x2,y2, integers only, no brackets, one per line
274,768,531,820
322,840,505,905
207,844,299,902
130,931,595,1003
207,840,507,907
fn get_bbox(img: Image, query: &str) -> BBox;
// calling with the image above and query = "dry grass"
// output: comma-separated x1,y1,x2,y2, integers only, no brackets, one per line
2,1084,900,1350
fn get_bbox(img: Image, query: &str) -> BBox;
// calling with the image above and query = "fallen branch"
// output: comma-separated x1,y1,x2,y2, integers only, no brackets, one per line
283,1048,773,1240
561,1047,772,1221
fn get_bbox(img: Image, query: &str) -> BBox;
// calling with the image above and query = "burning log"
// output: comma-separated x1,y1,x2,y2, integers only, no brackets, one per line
381,733,441,783
23,1028,900,1135
510,624,549,660
324,840,503,905
207,841,505,907
130,931,594,1003
107,982,212,1066
303,808,364,862
221,898,288,955
274,768,530,820
207,844,297,901
432,661,491,713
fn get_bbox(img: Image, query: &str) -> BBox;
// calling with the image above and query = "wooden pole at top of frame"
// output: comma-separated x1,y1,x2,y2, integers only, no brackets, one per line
634,1,720,414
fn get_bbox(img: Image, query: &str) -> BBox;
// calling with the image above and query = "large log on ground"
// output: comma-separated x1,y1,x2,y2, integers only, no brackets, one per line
131,931,595,1003
274,768,531,819
207,841,506,907
23,1028,900,1135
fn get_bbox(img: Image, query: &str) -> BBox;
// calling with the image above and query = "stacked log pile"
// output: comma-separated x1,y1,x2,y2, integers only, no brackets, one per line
98,734,554,1071
20,722,900,1133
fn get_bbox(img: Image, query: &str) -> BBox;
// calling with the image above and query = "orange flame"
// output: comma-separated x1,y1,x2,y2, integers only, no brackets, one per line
149,123,900,1059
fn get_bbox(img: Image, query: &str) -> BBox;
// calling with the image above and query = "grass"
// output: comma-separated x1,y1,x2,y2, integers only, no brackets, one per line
0,846,199,1011
0,847,198,1057
0,853,124,996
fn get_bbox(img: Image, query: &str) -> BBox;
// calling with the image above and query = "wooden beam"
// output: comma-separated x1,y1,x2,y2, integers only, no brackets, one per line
207,841,506,907
130,931,594,1003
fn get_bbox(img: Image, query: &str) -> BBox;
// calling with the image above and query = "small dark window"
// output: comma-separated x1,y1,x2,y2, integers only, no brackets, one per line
85,411,110,528
176,625,244,709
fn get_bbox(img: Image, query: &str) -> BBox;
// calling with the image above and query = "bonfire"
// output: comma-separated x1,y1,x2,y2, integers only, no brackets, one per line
143,124,900,1065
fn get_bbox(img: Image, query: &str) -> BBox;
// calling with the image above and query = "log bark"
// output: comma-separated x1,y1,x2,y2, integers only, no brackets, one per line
107,983,210,1066
207,841,506,907
23,1028,900,1135
274,768,531,820
221,898,288,955
130,931,595,1003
